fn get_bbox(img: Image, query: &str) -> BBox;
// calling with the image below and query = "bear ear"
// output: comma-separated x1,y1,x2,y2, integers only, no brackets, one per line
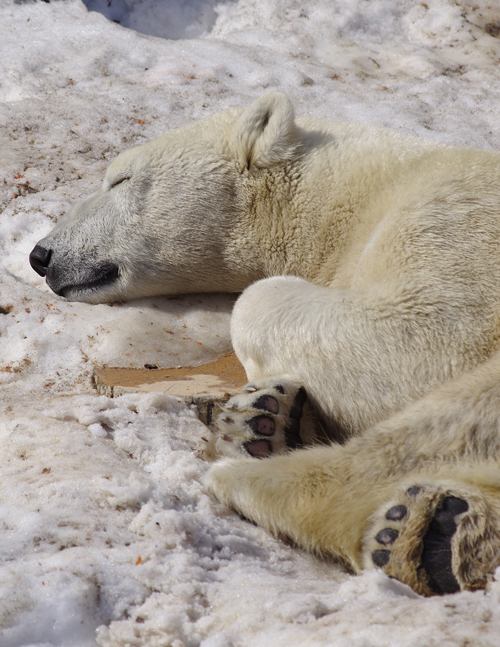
232,93,298,173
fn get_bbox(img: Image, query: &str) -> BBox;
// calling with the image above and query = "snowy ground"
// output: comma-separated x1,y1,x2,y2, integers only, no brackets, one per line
1,0,500,645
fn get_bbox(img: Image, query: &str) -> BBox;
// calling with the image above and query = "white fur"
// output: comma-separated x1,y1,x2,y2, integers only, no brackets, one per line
34,93,500,593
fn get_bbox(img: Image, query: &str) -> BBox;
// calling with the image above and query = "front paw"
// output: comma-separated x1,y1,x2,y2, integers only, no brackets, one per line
212,377,310,458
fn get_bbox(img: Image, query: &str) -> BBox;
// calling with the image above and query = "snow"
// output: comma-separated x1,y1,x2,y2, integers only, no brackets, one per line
1,0,500,645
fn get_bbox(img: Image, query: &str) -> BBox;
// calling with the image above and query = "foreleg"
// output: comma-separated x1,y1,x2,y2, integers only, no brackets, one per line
229,276,488,436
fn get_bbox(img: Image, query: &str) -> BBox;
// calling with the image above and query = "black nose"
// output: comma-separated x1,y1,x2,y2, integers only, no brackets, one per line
29,244,52,277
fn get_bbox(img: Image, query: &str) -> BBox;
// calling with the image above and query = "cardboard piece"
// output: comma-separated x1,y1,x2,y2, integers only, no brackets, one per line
93,352,246,425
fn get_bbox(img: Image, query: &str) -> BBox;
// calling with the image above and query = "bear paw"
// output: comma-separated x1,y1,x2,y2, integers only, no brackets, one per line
212,377,317,458
363,483,500,596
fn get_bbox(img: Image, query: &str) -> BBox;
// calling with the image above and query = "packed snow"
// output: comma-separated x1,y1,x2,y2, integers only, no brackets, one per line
1,0,500,645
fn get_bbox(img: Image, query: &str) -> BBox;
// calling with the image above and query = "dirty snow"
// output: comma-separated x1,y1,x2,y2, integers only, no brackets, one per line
1,0,500,645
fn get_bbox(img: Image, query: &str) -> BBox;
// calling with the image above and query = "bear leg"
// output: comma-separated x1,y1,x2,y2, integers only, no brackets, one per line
205,445,397,569
206,449,500,594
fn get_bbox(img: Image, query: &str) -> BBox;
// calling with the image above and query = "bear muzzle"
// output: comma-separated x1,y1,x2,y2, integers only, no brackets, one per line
29,242,120,300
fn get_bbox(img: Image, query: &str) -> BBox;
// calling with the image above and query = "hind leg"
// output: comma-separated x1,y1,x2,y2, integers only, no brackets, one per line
205,449,500,594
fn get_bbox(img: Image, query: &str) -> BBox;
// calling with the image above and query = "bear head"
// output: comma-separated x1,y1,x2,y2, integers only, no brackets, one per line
29,93,299,303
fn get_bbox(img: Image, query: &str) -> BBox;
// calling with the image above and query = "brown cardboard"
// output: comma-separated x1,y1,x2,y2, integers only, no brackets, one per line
93,352,246,425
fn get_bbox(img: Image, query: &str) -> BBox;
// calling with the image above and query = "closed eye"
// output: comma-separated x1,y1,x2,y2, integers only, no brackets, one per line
110,177,129,188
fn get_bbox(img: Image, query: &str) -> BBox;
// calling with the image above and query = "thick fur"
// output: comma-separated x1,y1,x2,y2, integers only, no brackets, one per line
33,93,500,594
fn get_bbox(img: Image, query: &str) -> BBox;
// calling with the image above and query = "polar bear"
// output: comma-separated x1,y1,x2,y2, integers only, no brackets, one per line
30,93,500,596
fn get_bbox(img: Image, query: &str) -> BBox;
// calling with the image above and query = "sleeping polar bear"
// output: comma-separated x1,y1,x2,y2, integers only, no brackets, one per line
30,93,500,596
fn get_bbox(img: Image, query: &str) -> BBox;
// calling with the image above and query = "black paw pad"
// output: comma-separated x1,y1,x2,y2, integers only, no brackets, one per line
428,496,468,539
244,439,272,458
253,395,279,414
247,415,275,436
421,496,468,595
376,528,399,546
372,550,391,567
406,486,421,498
386,505,407,521
439,494,469,517
274,385,285,394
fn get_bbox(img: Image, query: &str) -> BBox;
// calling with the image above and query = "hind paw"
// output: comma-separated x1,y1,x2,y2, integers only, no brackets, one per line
363,483,500,596
211,377,317,458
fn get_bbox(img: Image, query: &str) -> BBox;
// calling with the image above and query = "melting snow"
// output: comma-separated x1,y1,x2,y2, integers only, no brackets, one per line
1,0,500,645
